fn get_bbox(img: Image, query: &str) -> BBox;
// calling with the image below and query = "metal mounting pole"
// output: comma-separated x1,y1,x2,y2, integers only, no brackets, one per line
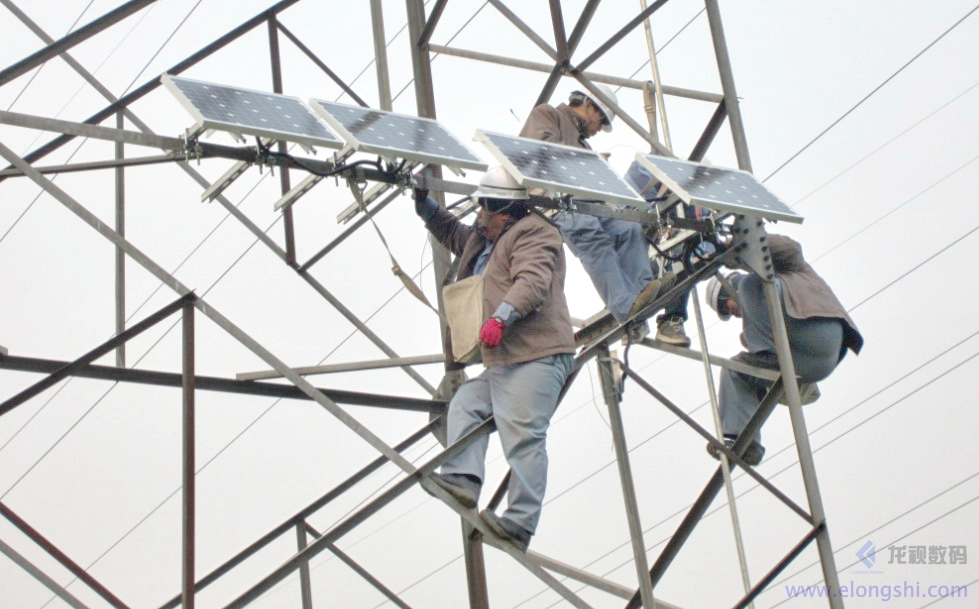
114,111,126,367
181,302,196,609
763,282,844,608
595,348,655,609
268,15,297,267
296,524,314,609
704,0,751,171
690,285,755,608
371,0,393,110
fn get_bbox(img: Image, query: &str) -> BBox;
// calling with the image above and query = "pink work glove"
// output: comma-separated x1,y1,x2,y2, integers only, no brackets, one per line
479,317,504,347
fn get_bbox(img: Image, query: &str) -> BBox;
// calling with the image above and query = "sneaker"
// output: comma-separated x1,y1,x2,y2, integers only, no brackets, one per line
627,272,677,319
425,473,479,509
479,509,531,552
655,317,691,347
706,435,765,466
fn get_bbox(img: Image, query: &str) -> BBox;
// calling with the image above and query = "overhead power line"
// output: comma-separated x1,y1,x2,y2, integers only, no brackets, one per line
763,3,979,183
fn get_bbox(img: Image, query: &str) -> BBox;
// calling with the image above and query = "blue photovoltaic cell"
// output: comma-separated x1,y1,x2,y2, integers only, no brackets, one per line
474,130,643,207
310,100,487,171
635,154,802,223
162,75,342,149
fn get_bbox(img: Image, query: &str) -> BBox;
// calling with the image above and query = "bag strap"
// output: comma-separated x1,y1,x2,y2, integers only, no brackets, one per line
350,179,446,321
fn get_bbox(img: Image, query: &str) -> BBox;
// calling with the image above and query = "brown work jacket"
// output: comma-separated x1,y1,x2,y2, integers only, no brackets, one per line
519,102,590,149
768,234,864,358
425,208,575,368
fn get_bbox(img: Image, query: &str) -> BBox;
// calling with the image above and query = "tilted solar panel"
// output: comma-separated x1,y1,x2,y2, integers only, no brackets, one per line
635,154,802,223
162,75,342,150
475,130,644,208
310,100,487,171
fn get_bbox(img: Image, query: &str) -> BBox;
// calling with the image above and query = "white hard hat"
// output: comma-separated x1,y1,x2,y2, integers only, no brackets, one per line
706,274,733,321
572,83,618,132
471,165,528,201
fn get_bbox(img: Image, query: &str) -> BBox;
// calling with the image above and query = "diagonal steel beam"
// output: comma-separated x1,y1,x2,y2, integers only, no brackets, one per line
417,0,449,48
0,501,130,609
0,0,158,87
623,380,785,609
0,294,193,418
0,138,422,478
535,0,601,106
308,523,415,609
0,536,92,609
156,422,437,609
575,0,670,73
2,2,442,401
277,22,368,107
548,0,570,63
488,0,560,62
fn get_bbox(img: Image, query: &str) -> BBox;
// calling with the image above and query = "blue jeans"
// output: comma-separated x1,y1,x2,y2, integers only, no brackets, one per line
441,353,573,534
554,211,653,322
719,273,844,440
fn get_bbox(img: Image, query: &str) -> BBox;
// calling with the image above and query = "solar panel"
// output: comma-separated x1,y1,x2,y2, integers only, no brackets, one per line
162,74,343,150
474,130,644,208
308,100,487,171
635,154,802,223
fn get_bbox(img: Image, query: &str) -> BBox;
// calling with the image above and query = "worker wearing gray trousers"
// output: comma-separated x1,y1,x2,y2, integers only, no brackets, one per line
705,234,863,465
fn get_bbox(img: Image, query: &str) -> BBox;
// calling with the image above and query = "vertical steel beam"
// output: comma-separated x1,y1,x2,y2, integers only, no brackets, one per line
295,524,313,609
595,349,655,609
404,0,459,391
115,111,126,367
763,281,844,608
268,16,297,267
703,0,751,171
404,0,482,603
181,302,196,609
462,523,490,609
370,0,394,110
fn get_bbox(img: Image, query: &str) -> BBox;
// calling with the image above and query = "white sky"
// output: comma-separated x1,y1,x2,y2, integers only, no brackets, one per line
1,1,978,608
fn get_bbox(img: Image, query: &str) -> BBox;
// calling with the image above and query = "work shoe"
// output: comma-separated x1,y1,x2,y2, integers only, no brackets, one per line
623,320,650,344
480,509,531,552
707,435,765,466
628,272,677,319
425,473,479,509
655,317,691,347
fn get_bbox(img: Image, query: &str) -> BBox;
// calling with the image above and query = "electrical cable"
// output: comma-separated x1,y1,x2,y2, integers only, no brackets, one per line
759,470,979,602
762,3,979,183
3,0,96,112
766,493,979,608
0,0,158,247
791,78,979,209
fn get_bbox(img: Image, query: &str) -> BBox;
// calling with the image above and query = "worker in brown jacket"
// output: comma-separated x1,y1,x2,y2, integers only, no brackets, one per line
414,166,575,552
705,234,864,465
519,85,686,344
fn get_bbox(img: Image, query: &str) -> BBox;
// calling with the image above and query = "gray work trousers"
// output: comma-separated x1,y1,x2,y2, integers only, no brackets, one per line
719,273,844,441
441,353,573,534
553,211,654,322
